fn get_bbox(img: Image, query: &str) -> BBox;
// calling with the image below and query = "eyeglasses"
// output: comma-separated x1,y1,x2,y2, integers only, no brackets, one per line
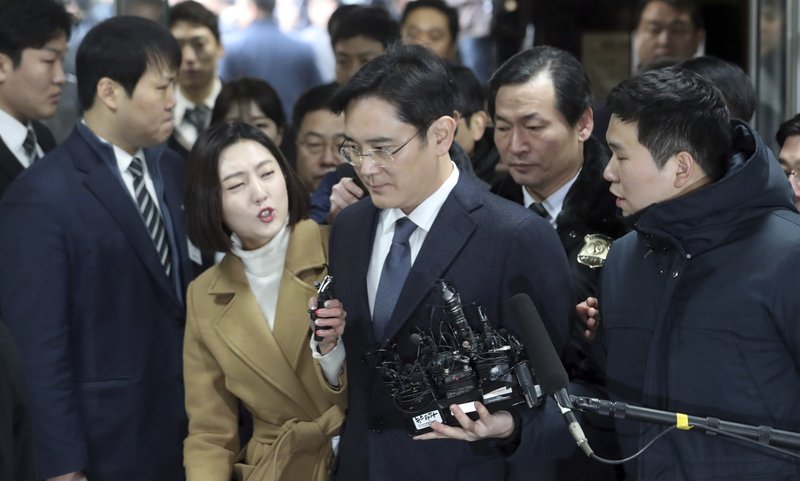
297,135,346,157
338,128,424,168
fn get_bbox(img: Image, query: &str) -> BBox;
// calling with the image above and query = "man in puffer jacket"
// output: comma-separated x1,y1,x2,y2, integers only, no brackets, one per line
592,66,800,480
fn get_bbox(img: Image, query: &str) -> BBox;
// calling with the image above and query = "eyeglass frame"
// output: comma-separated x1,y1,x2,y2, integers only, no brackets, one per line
337,127,426,168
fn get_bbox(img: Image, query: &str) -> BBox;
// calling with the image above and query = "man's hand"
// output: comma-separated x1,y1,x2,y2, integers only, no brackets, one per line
576,297,601,342
308,296,346,355
328,177,364,224
413,402,514,442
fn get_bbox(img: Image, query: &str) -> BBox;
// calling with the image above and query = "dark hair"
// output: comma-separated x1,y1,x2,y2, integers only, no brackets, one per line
401,0,459,44
77,16,181,111
450,65,485,120
487,46,592,127
331,6,400,49
168,0,221,43
327,4,360,38
776,114,800,148
330,43,454,134
0,0,73,66
676,56,755,122
253,0,276,14
184,121,309,252
607,66,730,181
292,83,340,135
634,0,704,30
211,77,286,130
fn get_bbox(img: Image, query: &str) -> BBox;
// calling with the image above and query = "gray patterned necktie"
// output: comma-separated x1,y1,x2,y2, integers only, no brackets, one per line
129,157,172,278
23,125,40,163
373,217,418,340
184,105,211,132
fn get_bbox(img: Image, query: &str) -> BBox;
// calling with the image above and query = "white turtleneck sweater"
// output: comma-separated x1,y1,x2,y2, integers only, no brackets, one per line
231,224,344,386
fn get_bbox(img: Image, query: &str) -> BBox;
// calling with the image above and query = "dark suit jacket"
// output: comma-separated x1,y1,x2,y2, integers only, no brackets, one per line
328,172,574,481
0,322,34,481
0,123,191,481
0,121,56,201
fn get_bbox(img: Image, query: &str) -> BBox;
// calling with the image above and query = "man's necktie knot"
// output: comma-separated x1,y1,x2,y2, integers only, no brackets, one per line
184,105,211,132
23,125,40,163
529,202,549,219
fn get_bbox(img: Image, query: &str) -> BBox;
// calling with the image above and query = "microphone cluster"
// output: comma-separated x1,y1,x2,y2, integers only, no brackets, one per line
375,280,543,436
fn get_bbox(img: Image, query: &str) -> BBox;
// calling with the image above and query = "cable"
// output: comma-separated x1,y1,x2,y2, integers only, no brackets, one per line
589,425,679,465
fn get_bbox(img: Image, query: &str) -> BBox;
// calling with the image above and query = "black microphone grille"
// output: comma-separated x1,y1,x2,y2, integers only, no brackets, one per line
509,293,569,395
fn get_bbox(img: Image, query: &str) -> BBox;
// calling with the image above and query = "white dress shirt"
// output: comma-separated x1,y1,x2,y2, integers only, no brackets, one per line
521,169,581,228
0,109,41,167
367,163,460,316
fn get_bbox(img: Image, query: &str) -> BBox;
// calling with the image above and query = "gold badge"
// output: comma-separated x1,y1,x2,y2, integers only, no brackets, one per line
577,234,612,268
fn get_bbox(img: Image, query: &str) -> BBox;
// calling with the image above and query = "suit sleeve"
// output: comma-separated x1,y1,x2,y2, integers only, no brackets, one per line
183,284,241,481
0,177,88,478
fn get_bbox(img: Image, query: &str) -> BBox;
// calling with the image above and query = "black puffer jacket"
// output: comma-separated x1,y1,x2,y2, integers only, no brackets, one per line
600,121,800,480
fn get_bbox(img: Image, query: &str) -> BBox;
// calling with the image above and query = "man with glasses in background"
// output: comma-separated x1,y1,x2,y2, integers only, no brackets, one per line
325,43,574,481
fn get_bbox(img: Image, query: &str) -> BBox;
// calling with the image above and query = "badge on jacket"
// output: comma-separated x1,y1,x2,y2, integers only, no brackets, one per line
577,234,612,268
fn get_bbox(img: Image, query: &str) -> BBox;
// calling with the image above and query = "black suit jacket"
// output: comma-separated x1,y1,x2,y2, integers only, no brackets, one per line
0,123,191,481
0,121,56,201
329,172,574,481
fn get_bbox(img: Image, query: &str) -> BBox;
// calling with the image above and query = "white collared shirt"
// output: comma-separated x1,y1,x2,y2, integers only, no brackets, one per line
0,109,41,168
173,79,222,148
367,162,460,316
522,169,581,228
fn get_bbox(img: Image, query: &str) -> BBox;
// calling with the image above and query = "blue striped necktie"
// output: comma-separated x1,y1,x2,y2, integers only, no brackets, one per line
129,157,172,278
373,217,417,340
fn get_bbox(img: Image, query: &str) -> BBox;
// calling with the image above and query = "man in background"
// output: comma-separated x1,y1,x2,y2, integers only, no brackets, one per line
168,0,225,156
0,0,72,200
632,0,705,72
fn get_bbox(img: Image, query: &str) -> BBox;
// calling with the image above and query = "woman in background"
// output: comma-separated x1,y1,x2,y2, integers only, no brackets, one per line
182,121,347,481
211,78,287,147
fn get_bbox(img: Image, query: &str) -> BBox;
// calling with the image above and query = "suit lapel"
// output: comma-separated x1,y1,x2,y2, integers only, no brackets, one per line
344,203,381,347
271,221,328,371
381,177,480,343
211,254,318,418
67,127,181,307
0,139,24,186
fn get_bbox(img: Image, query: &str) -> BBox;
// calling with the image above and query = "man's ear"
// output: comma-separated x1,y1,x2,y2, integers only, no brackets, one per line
96,77,120,112
576,107,594,142
430,114,457,156
468,111,489,142
0,53,13,84
673,151,697,188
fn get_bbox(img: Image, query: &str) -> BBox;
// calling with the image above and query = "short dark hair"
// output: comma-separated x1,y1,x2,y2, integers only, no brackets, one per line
168,0,221,43
331,6,400,49
634,0,704,30
401,0,459,45
678,56,755,121
450,65,485,120
0,0,73,66
776,114,800,148
184,121,309,252
211,77,286,130
607,66,730,181
329,43,454,134
77,16,181,111
488,46,592,127
292,83,340,135
328,4,360,37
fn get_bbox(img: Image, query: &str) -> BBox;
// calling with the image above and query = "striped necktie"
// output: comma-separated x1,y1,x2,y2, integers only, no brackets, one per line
23,125,40,164
129,157,172,277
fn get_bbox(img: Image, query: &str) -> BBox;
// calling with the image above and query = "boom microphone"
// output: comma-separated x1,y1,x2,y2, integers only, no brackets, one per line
510,294,593,457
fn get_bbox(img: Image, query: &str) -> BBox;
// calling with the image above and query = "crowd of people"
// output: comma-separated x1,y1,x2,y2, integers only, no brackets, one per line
1,0,799,481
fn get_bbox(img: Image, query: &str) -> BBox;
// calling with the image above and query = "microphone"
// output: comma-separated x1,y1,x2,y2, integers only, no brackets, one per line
510,293,593,457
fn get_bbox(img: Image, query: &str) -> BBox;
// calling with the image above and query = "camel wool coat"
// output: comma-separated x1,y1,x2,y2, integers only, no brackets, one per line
183,220,346,481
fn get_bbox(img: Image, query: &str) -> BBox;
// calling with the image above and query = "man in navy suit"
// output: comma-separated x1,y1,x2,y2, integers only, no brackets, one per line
0,0,72,201
326,44,574,481
0,16,190,481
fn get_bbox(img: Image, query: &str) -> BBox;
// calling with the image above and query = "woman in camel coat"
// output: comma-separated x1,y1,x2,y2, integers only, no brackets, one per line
182,122,347,481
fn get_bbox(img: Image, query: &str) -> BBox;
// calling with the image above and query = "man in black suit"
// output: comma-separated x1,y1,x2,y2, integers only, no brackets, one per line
0,16,190,481
0,0,72,200
327,43,574,481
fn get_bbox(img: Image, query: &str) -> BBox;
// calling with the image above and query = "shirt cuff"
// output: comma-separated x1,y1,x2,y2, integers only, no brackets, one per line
309,337,346,387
